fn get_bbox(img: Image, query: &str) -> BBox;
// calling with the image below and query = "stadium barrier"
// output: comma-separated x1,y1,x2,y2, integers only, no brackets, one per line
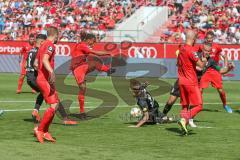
0,41,239,79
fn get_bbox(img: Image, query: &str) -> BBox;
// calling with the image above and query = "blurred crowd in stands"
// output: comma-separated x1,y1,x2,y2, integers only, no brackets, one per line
0,0,239,44
159,0,240,44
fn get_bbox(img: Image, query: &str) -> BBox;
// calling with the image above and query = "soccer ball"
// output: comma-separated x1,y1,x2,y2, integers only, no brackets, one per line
130,107,142,117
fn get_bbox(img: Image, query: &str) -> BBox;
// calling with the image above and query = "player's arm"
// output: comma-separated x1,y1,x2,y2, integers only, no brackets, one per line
136,111,149,128
33,58,38,70
219,62,235,74
42,54,55,84
221,53,228,67
90,50,111,56
191,51,207,69
196,57,207,69
19,47,25,63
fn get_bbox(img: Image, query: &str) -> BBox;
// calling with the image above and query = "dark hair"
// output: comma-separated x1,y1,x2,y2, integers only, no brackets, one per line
36,34,47,40
203,42,212,47
29,33,35,38
206,31,214,37
85,33,96,41
130,79,141,90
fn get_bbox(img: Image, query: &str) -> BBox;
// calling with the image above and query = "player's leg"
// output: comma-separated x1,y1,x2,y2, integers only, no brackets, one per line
163,79,180,115
163,95,178,115
37,103,58,143
78,81,86,115
34,80,58,143
73,65,88,114
217,88,232,113
17,61,27,93
88,56,115,75
16,74,25,93
211,71,232,113
178,85,190,134
26,73,43,123
188,85,203,120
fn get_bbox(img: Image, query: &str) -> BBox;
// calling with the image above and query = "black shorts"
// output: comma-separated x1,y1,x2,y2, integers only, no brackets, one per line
26,71,40,92
170,79,180,97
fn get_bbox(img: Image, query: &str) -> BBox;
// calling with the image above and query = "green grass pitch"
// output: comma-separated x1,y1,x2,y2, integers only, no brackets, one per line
0,73,239,160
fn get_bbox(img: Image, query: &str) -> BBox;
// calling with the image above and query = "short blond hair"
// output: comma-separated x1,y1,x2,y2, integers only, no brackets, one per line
46,26,58,37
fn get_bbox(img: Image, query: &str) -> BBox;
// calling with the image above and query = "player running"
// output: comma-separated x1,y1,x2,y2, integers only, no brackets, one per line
34,27,76,144
200,31,233,113
177,30,208,135
71,33,115,117
16,34,36,94
129,80,173,128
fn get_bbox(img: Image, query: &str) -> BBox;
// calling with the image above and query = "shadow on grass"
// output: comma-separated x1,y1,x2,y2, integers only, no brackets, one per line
202,108,220,112
16,91,36,94
234,110,240,114
165,128,196,136
23,118,34,123
193,120,214,124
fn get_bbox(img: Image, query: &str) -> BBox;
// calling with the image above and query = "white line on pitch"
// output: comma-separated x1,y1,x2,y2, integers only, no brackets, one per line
0,101,239,105
0,101,91,103
1,101,240,112
3,106,118,112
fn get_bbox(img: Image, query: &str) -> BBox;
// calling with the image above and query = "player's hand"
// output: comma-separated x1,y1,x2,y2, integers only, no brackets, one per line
228,62,235,71
48,72,56,85
143,81,150,87
204,53,210,60
202,57,207,62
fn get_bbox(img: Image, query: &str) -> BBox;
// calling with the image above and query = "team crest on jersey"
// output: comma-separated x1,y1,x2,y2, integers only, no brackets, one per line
212,48,216,53
48,46,53,53
193,52,199,58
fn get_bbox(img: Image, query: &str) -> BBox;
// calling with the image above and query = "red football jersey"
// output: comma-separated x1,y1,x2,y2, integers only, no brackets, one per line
71,42,92,70
37,40,56,81
210,43,222,63
21,43,33,63
178,44,200,85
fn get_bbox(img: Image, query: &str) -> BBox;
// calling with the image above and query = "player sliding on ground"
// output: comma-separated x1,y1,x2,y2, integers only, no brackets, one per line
71,33,115,118
163,43,235,128
129,80,174,128
16,34,36,94
34,27,77,144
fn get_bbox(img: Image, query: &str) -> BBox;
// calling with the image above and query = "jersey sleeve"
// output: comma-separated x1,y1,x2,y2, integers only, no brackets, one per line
81,45,92,55
137,99,148,112
20,46,26,54
189,50,199,63
44,43,55,56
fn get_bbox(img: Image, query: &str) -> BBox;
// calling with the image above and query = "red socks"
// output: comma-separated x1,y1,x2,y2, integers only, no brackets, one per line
38,107,55,133
219,91,227,106
180,106,191,121
17,75,24,91
78,93,85,113
180,105,203,120
189,104,202,118
95,62,110,72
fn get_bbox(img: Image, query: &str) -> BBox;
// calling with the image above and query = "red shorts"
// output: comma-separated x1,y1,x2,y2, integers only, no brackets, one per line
200,69,222,89
20,61,26,75
36,79,59,104
73,64,89,85
179,85,202,106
